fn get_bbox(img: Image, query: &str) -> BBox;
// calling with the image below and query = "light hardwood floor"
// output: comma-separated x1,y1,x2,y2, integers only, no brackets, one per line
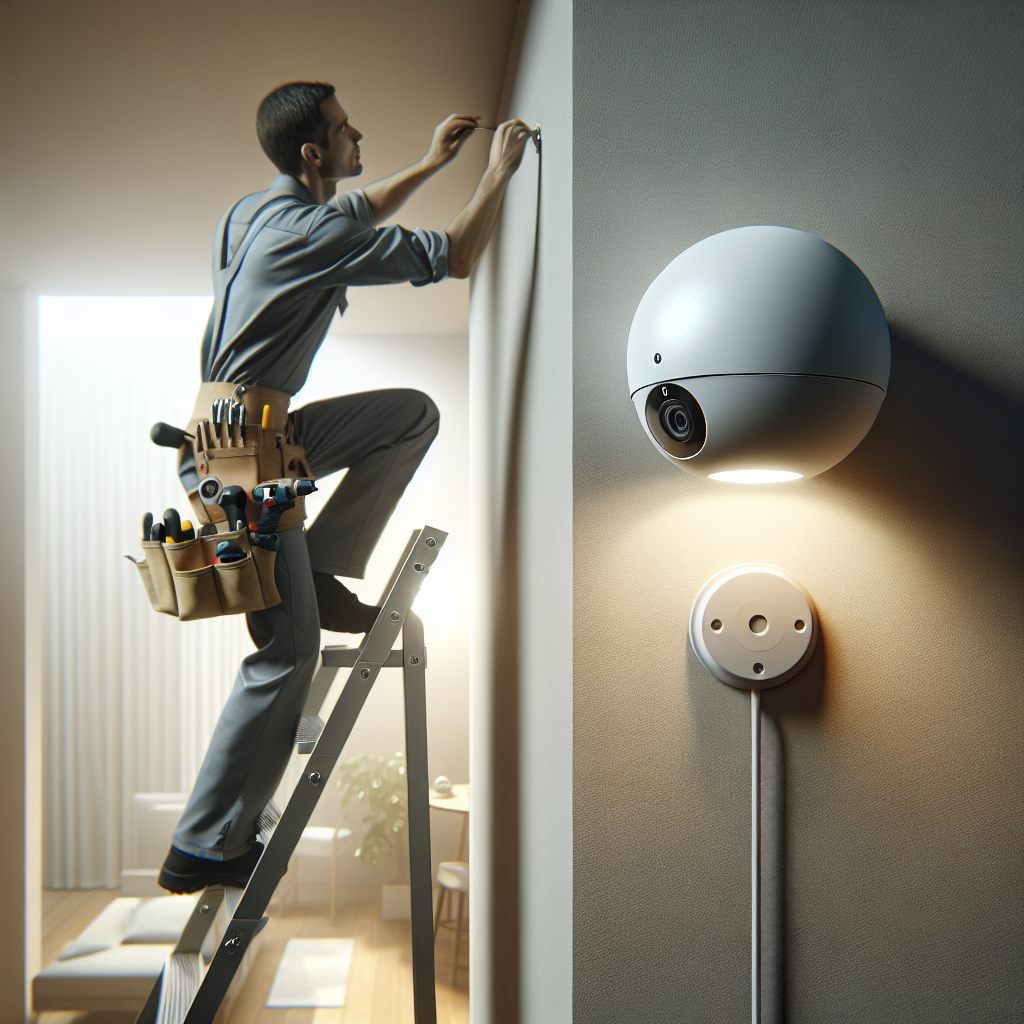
38,890,468,1024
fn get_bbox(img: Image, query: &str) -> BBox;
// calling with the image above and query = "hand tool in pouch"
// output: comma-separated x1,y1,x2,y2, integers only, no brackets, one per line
142,512,153,543
163,508,183,544
150,422,194,449
215,540,246,564
218,486,248,532
252,478,317,535
198,475,224,505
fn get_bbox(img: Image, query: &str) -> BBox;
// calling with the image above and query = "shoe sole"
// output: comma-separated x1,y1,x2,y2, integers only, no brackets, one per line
158,865,254,894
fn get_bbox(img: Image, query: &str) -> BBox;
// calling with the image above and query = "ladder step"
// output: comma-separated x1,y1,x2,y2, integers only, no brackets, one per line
155,953,204,1024
294,715,324,754
322,646,408,668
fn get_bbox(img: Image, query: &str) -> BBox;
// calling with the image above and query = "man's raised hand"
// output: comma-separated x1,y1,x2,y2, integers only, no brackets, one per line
426,113,481,170
488,119,533,181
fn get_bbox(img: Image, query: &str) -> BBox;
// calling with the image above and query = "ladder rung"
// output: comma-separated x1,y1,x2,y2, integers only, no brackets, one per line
322,646,407,668
155,953,204,1024
294,714,324,754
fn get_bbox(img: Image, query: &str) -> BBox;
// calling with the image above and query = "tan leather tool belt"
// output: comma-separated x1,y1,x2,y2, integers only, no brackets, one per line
183,382,312,534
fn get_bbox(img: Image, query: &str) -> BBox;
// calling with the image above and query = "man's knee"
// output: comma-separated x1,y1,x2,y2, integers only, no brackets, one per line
398,389,439,443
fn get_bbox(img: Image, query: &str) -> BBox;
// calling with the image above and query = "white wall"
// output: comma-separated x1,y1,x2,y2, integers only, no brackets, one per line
468,0,573,1019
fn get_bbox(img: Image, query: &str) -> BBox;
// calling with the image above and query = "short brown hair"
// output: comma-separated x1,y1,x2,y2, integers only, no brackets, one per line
256,81,336,176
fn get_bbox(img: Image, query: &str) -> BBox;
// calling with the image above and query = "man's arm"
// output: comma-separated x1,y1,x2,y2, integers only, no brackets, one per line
361,113,480,223
446,120,533,279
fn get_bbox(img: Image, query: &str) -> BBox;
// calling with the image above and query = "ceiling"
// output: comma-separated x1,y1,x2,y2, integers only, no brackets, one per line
0,0,520,333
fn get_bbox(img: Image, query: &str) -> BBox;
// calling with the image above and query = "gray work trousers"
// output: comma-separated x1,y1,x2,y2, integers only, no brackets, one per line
172,388,439,860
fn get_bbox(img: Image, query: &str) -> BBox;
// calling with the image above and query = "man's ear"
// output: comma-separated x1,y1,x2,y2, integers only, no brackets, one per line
300,142,322,169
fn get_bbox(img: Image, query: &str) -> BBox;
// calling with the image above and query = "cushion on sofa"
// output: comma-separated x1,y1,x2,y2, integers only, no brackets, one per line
58,898,140,960
122,893,199,944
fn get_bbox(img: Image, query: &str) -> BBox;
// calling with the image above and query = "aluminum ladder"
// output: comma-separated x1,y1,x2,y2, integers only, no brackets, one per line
134,526,447,1024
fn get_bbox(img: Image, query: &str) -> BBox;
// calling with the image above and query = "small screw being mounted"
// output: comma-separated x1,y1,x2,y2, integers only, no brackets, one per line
474,123,541,154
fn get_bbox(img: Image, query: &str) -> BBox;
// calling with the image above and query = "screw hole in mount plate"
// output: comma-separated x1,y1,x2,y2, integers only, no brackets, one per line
414,562,425,572
749,614,768,635
753,663,765,674
794,619,805,631
654,352,662,364
710,618,723,632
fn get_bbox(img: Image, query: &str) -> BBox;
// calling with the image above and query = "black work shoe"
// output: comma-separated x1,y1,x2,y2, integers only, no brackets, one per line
158,842,264,894
313,571,380,634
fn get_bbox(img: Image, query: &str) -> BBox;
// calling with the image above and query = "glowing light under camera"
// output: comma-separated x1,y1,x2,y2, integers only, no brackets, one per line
708,470,803,484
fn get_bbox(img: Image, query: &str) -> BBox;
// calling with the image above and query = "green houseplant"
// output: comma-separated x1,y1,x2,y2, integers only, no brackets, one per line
335,751,409,868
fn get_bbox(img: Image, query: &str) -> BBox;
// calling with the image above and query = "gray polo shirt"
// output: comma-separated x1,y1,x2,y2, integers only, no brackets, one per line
200,174,448,395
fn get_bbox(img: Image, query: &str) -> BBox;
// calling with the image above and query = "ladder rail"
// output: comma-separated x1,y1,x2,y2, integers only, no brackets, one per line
402,611,436,1022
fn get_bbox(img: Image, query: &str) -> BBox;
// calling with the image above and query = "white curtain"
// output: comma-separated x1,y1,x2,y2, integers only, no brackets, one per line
39,298,250,889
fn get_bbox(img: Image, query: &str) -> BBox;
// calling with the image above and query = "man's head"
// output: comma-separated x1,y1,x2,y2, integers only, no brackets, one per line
256,81,362,181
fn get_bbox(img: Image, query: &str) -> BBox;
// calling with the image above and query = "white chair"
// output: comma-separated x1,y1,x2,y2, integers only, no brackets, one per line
433,860,469,984
281,826,352,923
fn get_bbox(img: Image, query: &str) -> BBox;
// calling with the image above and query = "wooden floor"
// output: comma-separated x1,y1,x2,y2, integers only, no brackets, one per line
38,890,469,1024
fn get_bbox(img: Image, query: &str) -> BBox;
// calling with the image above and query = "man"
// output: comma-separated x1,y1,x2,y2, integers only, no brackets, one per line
159,81,531,893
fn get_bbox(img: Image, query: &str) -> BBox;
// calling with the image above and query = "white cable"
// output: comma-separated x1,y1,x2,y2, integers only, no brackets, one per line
751,688,761,1024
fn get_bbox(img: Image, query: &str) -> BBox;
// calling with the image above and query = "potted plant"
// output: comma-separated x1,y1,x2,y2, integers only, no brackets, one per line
335,751,411,919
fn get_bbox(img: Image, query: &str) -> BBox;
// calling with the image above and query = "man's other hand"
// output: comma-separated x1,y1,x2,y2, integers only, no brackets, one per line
488,119,533,182
426,113,481,170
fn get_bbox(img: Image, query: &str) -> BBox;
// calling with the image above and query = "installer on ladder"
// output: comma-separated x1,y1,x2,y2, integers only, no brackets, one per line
158,81,531,894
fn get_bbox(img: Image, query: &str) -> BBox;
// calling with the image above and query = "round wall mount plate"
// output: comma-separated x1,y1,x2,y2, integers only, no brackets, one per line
688,564,818,689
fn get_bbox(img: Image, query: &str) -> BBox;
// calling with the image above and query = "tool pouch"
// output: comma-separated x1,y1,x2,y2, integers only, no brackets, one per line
181,382,311,534
126,528,281,621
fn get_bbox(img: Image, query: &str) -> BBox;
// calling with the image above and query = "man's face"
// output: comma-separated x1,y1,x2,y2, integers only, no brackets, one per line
318,96,362,179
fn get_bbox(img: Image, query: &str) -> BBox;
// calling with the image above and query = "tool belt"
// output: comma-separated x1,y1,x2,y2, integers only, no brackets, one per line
129,525,282,621
127,382,314,621
184,382,311,533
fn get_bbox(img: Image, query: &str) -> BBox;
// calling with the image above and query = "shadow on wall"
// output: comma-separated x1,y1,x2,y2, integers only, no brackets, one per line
490,135,544,1023
756,328,1023,720
828,328,1022,550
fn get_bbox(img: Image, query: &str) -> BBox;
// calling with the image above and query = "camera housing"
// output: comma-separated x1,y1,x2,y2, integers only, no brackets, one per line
627,226,891,481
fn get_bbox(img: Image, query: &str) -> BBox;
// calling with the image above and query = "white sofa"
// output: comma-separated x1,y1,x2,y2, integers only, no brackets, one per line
34,894,209,1012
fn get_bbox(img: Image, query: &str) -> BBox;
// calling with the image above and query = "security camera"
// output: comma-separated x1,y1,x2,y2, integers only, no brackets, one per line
627,226,891,482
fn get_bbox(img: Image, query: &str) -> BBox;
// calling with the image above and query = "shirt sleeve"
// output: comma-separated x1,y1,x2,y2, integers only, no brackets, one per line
331,188,377,228
322,190,449,286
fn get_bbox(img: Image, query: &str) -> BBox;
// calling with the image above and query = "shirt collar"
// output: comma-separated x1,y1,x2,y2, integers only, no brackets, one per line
270,174,320,205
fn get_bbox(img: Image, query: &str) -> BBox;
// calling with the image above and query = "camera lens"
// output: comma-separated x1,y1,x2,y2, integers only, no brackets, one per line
660,400,693,442
644,382,706,460
199,479,219,499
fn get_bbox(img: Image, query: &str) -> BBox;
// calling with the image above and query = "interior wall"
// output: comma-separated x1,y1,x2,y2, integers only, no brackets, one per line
572,3,1022,1023
0,288,41,1022
468,0,573,1019
0,0,518,332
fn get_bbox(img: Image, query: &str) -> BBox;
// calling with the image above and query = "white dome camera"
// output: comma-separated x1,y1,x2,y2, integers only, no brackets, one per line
627,226,891,482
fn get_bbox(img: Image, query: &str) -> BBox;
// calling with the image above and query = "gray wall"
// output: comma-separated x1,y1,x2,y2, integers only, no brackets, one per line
468,0,573,1019
573,3,1022,1022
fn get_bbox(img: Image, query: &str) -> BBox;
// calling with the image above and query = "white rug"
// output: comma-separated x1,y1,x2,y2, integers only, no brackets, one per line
265,938,355,1008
